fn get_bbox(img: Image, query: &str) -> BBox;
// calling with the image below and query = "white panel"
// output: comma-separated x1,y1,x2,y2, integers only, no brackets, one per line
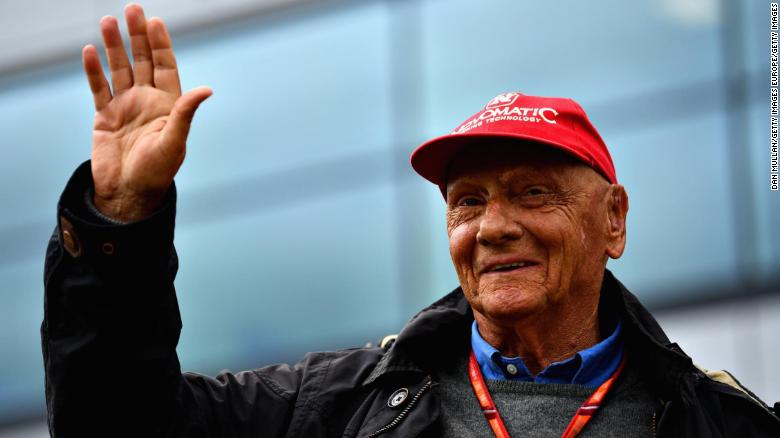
656,295,780,405
0,422,48,438
758,296,780,405
0,0,309,74
0,0,95,69
655,304,741,375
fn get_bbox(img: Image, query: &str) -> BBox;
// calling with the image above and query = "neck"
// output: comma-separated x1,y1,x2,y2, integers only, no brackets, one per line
473,298,601,376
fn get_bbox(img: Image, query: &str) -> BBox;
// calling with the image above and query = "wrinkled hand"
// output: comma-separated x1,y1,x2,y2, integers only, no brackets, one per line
83,3,212,222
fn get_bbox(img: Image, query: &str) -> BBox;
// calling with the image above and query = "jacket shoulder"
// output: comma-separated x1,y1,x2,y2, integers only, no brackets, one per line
257,345,387,436
686,365,780,436
245,345,387,398
695,366,768,408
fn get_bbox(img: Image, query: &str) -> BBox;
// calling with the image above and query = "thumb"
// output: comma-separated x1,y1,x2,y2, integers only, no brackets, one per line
163,86,213,146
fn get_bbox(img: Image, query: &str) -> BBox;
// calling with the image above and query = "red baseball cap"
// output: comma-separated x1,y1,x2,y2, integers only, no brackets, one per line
410,92,617,196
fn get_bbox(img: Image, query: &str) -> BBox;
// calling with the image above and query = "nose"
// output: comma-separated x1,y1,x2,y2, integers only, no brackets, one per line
476,200,523,246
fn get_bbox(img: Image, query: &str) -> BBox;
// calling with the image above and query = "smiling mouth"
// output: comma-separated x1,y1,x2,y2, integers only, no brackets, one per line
486,262,538,273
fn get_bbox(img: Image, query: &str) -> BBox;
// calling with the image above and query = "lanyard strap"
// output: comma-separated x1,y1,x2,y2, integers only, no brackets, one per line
468,349,626,438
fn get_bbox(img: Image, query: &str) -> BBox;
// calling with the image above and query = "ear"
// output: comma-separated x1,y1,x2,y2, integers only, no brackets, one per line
605,184,628,259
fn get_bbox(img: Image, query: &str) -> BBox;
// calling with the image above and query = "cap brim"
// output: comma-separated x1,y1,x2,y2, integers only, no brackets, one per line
410,132,597,189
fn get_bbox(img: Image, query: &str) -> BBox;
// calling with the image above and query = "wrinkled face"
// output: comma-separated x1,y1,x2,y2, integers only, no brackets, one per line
446,143,625,322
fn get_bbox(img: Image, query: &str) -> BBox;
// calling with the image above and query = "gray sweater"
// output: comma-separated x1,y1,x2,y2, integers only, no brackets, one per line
435,353,658,437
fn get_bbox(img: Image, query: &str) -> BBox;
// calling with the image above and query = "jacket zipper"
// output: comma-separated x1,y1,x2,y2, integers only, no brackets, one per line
651,411,657,438
364,377,433,438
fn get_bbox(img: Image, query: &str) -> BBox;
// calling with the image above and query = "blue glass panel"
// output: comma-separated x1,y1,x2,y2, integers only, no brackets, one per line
174,2,392,189
174,183,403,372
420,0,723,136
606,112,739,301
0,261,46,419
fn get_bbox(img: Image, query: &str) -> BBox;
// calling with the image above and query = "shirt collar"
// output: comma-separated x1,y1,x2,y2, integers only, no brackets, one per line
470,318,624,388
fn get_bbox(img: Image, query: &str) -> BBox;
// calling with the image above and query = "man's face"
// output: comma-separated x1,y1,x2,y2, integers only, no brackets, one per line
445,143,626,322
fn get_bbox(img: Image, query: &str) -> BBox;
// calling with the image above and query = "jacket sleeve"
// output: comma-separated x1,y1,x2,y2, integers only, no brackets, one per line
42,161,302,437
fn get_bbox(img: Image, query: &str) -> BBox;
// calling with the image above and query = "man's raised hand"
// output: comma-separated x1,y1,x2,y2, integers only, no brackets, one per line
83,3,212,222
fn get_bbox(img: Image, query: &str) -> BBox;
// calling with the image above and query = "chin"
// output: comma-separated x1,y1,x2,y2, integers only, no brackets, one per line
474,284,549,321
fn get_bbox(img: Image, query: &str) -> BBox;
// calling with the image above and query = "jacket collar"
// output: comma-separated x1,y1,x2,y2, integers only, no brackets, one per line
362,289,472,385
363,269,694,399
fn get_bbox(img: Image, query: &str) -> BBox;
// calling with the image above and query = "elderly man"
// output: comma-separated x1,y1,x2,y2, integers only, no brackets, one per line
42,4,779,437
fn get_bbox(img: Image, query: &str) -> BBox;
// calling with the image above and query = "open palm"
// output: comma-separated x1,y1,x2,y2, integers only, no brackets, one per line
83,3,211,222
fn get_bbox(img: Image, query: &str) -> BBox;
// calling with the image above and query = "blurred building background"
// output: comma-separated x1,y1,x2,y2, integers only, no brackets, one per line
0,0,777,436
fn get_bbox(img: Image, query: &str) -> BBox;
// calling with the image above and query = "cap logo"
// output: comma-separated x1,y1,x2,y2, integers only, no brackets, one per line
451,106,559,135
485,92,520,109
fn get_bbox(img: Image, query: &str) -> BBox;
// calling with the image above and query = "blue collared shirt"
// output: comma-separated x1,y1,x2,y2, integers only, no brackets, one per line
470,318,623,388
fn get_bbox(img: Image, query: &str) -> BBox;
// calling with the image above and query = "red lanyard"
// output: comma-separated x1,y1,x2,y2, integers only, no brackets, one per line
468,349,626,438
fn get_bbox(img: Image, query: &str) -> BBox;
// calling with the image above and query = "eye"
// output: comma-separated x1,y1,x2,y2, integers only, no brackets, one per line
525,187,546,196
458,197,482,207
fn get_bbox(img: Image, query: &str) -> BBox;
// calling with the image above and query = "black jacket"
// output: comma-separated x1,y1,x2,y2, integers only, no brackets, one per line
43,162,780,437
